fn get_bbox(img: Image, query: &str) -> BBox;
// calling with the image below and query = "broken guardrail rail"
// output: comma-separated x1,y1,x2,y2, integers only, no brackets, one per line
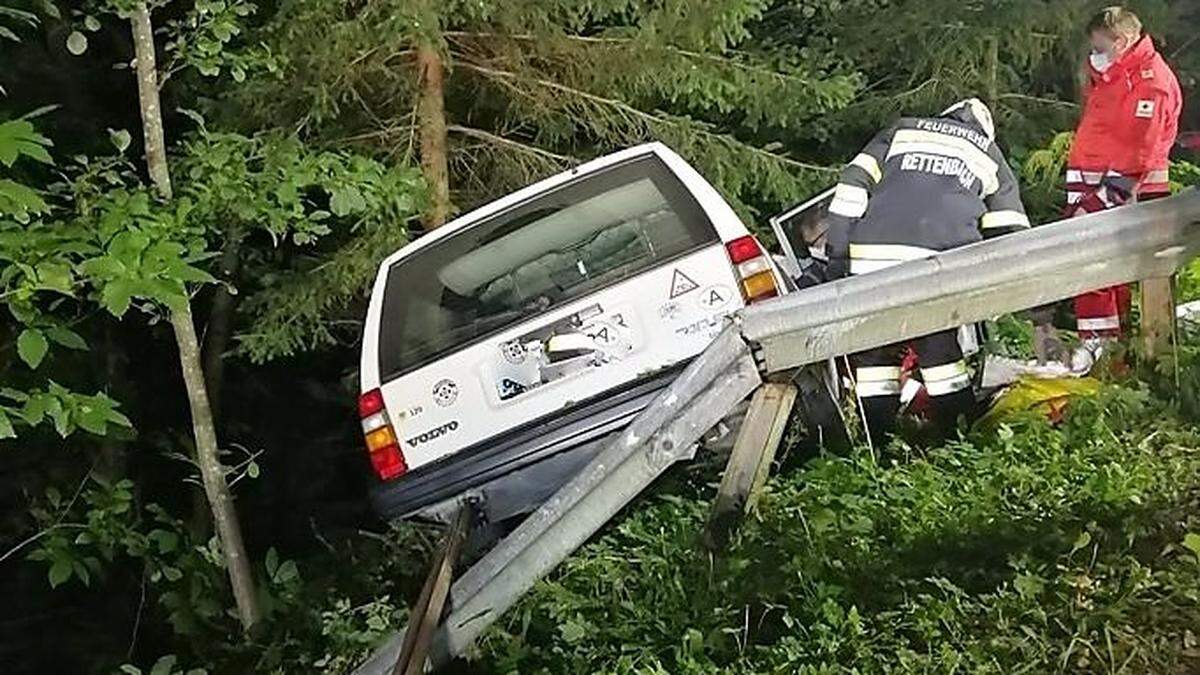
355,189,1200,674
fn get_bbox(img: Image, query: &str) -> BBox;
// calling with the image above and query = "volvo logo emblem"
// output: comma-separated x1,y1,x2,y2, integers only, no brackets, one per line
407,420,459,447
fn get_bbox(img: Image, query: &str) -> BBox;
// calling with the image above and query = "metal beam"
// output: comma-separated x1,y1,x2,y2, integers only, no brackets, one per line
429,346,760,667
740,190,1200,373
352,328,757,675
353,190,1200,674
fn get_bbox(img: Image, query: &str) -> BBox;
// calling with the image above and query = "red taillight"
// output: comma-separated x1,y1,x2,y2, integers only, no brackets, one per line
725,236,762,264
725,236,779,303
358,389,384,417
369,445,407,480
358,388,407,480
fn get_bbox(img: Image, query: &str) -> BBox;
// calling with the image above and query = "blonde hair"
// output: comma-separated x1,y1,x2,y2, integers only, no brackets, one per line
1086,6,1143,41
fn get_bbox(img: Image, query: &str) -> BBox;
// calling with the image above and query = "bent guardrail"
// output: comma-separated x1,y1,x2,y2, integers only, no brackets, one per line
355,189,1200,674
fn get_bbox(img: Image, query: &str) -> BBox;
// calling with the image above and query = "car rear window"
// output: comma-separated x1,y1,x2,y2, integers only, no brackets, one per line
377,154,719,381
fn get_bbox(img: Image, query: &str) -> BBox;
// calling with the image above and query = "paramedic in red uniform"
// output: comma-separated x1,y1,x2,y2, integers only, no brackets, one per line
1060,6,1182,368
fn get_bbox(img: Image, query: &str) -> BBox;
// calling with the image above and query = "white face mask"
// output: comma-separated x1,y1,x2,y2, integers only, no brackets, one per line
1089,50,1113,72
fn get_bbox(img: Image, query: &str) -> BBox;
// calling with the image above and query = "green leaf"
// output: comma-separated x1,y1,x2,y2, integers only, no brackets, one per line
101,280,135,317
329,185,366,216
17,329,49,369
84,15,101,32
1184,533,1200,559
168,262,217,285
36,262,73,294
73,560,90,586
559,619,587,644
1013,573,1044,600
275,559,298,584
109,230,150,265
65,31,87,56
76,403,109,435
0,179,48,220
149,655,177,675
149,529,179,553
79,255,127,280
1070,531,1092,555
0,388,29,402
109,128,132,153
162,566,183,582
0,408,14,439
46,326,88,351
0,119,53,166
22,394,48,426
106,408,132,428
48,560,72,588
246,461,259,478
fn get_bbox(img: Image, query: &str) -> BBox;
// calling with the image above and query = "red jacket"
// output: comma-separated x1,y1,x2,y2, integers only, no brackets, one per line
1067,35,1182,199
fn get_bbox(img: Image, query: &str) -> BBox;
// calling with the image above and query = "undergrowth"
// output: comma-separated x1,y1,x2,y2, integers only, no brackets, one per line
476,385,1200,674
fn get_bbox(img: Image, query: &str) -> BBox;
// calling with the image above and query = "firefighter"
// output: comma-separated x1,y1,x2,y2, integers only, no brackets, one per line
826,98,1031,444
1057,6,1182,370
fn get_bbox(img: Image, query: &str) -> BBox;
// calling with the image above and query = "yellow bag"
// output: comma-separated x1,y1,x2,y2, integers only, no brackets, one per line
977,376,1102,429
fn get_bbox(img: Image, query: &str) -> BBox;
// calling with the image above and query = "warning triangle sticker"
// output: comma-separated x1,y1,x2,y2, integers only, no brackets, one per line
669,269,699,298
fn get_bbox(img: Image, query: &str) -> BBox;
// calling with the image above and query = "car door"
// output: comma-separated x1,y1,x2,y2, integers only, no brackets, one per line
769,188,835,290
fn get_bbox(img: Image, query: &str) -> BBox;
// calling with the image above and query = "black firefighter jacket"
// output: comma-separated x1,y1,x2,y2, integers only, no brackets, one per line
826,115,1030,278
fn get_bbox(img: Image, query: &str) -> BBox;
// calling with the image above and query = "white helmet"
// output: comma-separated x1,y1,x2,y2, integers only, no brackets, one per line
941,98,995,141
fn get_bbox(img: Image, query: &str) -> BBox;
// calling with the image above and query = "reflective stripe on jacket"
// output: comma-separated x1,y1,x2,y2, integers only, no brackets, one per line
826,115,1029,276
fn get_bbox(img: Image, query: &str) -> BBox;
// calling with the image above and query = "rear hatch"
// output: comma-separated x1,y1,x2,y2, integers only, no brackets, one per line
371,152,749,472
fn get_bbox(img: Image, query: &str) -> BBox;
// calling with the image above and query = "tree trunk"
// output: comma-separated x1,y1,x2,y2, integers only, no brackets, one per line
96,323,127,481
191,233,241,537
416,43,451,228
170,302,261,629
203,232,242,422
130,3,171,200
985,36,999,110
129,1,261,630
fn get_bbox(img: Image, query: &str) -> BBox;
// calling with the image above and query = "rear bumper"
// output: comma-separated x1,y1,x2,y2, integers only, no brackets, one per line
369,367,683,522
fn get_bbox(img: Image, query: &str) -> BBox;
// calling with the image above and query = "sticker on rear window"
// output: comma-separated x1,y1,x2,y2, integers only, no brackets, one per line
669,269,699,298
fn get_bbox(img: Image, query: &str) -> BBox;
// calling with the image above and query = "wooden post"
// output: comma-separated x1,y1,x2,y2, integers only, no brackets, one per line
1140,276,1176,362
392,505,472,675
703,383,797,550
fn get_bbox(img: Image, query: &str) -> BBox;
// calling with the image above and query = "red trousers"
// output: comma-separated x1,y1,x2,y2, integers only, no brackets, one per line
1075,284,1131,339
1068,188,1168,340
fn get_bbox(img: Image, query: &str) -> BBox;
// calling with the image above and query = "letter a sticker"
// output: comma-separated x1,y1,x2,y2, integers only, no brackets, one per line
669,269,699,298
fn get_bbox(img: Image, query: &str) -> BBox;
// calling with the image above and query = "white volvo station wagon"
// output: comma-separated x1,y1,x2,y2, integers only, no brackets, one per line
358,143,790,523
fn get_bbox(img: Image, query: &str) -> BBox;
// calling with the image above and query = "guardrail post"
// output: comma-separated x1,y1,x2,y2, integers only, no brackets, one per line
703,383,797,550
1140,276,1176,362
390,505,471,675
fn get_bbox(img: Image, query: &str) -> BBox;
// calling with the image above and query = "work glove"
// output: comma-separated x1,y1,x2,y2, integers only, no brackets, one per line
1032,322,1066,365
